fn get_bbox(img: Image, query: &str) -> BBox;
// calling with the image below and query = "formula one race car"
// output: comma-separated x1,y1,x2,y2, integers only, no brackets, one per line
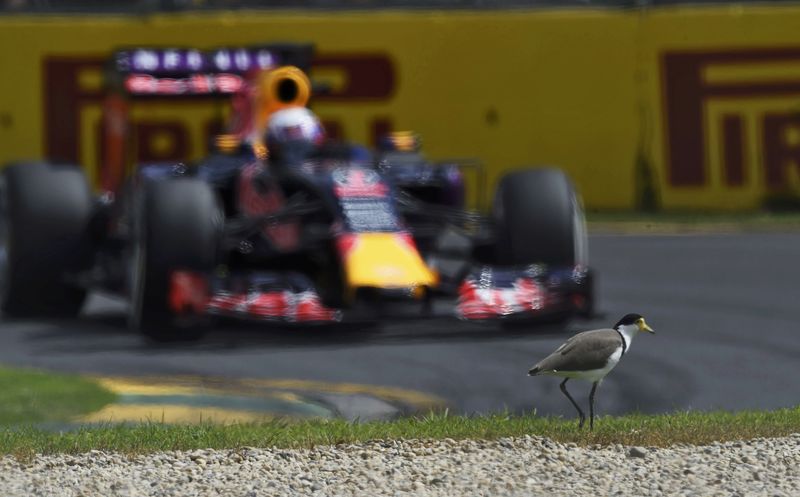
0,45,593,340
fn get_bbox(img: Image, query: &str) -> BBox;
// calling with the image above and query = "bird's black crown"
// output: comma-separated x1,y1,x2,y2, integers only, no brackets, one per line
614,313,644,329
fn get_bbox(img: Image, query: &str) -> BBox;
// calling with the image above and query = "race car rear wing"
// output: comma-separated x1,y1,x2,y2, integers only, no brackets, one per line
107,43,314,96
100,43,314,191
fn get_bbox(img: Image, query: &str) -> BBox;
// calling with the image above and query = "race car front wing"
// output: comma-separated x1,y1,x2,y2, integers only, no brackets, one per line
170,271,342,324
455,265,593,321
169,263,592,325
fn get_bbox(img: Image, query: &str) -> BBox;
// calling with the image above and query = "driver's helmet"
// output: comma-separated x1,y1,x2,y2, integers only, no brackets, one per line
264,107,325,166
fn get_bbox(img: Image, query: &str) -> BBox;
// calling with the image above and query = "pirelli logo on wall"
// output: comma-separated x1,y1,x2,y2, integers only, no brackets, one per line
663,48,800,191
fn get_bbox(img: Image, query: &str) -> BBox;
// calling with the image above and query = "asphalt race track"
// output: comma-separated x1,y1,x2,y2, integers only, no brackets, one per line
1,232,799,421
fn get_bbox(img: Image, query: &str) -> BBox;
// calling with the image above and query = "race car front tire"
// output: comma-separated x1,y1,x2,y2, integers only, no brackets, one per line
129,178,221,341
492,167,592,321
0,162,93,317
492,167,587,268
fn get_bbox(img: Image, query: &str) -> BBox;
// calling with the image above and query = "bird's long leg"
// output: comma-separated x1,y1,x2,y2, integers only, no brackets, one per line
559,379,585,428
589,381,599,431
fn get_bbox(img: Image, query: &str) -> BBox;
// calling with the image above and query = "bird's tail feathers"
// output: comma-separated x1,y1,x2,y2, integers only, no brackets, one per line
527,367,541,376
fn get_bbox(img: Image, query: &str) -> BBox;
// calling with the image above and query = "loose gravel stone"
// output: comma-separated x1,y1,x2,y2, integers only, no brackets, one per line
0,435,798,496
628,446,648,458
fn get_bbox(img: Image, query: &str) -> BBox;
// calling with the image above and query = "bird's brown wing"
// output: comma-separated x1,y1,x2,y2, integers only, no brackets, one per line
529,329,622,374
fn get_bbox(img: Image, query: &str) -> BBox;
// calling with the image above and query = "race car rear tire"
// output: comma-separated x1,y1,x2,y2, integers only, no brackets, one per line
129,178,221,342
1,162,93,317
492,167,587,268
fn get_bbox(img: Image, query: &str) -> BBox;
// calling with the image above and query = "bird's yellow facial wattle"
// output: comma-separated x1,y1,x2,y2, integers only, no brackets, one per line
637,318,655,334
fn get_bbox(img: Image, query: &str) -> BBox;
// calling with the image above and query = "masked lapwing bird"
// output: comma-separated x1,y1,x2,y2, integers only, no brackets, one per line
528,313,655,430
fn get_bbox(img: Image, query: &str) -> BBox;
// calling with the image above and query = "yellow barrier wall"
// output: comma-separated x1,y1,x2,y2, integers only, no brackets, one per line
1,7,800,210
642,6,800,210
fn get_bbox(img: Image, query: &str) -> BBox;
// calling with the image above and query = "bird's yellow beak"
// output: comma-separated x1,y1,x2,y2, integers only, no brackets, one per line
638,318,655,334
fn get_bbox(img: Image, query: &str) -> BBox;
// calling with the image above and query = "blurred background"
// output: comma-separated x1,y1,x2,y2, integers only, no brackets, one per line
2,0,800,425
4,0,800,212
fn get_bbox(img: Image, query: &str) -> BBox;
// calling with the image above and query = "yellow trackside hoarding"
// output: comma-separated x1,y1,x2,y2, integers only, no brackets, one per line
642,6,800,210
1,7,800,210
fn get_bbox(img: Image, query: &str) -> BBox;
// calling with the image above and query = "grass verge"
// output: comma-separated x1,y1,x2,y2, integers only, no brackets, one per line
0,367,116,425
3,407,800,458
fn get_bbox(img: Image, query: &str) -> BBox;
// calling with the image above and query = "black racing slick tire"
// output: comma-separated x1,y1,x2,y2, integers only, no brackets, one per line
129,178,221,342
0,162,93,317
492,167,588,268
